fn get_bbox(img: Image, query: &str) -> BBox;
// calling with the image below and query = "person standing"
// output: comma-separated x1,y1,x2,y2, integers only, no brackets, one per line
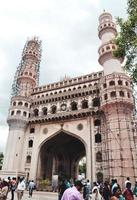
125,178,131,188
10,177,17,200
91,186,103,200
58,180,67,200
102,181,111,200
110,187,124,200
0,180,9,200
61,180,83,200
133,182,137,197
123,182,134,200
28,180,35,198
16,177,26,200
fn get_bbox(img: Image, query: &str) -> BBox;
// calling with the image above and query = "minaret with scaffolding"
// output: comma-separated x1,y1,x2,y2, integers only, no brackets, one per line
1,37,42,178
98,11,137,184
12,37,41,97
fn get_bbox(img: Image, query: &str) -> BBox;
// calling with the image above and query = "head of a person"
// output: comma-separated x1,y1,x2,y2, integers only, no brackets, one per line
87,179,89,183
93,181,98,186
126,182,131,189
127,177,130,181
74,180,83,191
19,176,24,182
114,179,117,183
113,187,121,198
92,186,98,194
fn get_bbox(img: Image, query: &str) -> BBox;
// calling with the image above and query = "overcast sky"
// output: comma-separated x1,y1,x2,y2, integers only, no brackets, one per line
0,0,128,152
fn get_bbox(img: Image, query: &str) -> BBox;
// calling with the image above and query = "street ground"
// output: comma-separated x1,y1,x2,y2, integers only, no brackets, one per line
7,191,58,200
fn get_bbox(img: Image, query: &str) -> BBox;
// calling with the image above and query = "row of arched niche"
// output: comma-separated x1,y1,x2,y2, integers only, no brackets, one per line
33,97,100,117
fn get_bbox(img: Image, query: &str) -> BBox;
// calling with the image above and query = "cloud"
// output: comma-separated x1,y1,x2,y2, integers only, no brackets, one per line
0,0,127,152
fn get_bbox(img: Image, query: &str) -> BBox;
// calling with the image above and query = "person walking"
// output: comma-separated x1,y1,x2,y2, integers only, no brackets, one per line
28,180,35,198
61,180,83,200
83,179,91,200
10,177,17,200
16,177,25,200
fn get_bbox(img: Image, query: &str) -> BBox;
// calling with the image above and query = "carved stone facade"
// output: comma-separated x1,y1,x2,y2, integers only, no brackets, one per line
1,12,137,186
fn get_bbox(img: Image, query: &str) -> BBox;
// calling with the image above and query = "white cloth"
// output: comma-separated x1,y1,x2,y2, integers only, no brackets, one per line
17,180,26,191
91,186,103,200
125,180,131,187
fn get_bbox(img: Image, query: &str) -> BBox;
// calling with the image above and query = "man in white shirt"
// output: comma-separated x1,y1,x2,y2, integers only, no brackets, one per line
17,177,26,200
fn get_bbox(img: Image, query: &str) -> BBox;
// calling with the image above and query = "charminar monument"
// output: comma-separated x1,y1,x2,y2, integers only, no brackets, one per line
1,11,137,187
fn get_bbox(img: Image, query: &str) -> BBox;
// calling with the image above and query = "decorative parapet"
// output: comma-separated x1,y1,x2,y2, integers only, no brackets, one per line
32,71,103,94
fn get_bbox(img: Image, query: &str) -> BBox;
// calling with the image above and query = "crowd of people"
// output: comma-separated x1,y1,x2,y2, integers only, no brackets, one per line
0,176,35,200
0,176,137,200
58,177,137,200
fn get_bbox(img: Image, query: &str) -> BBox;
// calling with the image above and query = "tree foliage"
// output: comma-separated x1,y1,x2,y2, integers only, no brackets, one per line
114,0,137,83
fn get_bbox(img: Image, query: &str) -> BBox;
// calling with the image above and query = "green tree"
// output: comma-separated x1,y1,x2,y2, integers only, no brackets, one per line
114,0,137,83
0,152,4,170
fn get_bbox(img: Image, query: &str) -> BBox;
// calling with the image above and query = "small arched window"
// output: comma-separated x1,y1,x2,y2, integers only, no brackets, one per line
23,111,27,117
18,101,23,106
104,94,108,100
16,110,21,115
125,81,129,86
71,102,78,111
110,91,116,98
51,105,57,114
34,109,39,117
94,119,101,126
118,80,123,85
109,81,115,86
82,100,88,109
11,111,14,116
30,128,35,133
28,140,33,148
13,102,16,106
96,152,102,162
25,102,28,107
103,83,107,88
26,155,31,163
92,97,100,107
43,107,47,115
127,92,130,98
119,91,124,97
95,133,102,143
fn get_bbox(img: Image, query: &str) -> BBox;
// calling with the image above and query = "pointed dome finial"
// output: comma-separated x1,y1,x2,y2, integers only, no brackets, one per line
103,9,106,12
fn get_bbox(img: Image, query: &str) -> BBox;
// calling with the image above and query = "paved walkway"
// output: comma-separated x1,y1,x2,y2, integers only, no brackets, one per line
7,191,58,200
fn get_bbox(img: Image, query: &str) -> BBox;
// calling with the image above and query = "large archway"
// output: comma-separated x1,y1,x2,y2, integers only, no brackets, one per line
37,131,86,182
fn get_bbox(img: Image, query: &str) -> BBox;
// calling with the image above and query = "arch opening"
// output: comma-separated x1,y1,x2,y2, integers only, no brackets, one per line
37,131,86,182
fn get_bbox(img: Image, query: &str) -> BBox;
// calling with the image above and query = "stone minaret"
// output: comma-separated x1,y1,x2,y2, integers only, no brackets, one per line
1,38,41,178
98,12,137,185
